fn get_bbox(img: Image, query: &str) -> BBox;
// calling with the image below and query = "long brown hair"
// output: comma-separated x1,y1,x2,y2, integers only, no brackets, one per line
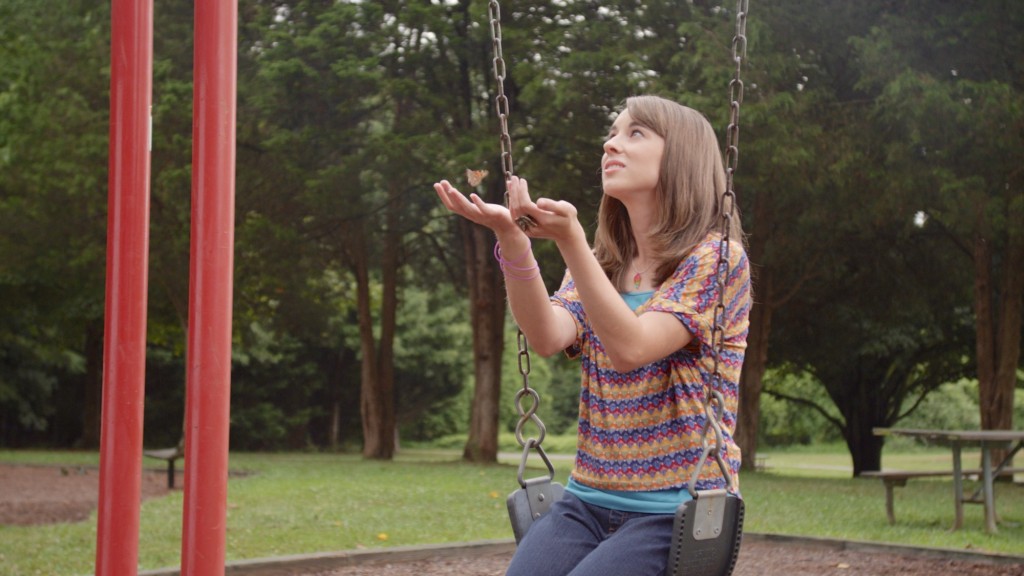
594,95,744,288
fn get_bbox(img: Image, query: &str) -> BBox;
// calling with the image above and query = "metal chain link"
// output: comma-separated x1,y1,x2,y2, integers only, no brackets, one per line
488,0,514,183
489,0,547,452
489,0,536,232
513,331,547,447
693,0,749,497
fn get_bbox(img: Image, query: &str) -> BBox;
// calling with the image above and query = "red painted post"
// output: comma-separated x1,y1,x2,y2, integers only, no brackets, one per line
180,0,237,573
96,0,153,574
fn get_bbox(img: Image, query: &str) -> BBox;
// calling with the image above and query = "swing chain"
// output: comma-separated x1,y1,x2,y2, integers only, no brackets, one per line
513,330,547,447
693,0,748,498
490,0,547,450
489,0,536,232
488,0,514,184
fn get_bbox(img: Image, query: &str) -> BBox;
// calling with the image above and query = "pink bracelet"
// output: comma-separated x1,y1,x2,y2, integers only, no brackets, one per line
494,240,541,281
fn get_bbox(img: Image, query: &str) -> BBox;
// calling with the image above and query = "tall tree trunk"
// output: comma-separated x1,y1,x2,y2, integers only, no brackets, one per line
992,234,1022,429
737,277,771,472
975,223,1022,476
845,425,884,476
975,232,1020,434
842,367,885,475
356,240,381,457
461,217,505,463
355,222,397,460
974,233,996,428
735,189,772,471
377,180,401,454
453,0,508,463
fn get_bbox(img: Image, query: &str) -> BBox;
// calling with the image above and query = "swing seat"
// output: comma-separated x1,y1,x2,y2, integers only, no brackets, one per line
667,489,744,576
507,438,564,544
507,476,565,544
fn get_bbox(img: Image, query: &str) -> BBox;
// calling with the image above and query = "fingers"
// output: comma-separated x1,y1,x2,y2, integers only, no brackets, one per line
506,175,539,228
434,179,477,218
435,174,575,239
507,176,533,210
433,180,454,209
434,178,519,234
536,197,577,219
435,180,477,210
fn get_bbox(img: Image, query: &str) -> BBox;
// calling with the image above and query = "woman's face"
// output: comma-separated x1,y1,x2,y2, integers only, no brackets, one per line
601,109,665,202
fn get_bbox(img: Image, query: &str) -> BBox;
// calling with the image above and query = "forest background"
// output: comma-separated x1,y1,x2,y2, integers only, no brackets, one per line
0,0,1021,475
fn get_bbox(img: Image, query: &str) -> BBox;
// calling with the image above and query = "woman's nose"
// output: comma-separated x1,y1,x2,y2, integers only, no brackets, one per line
603,135,621,154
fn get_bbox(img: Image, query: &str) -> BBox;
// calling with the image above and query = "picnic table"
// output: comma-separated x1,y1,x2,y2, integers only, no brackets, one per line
870,427,1024,533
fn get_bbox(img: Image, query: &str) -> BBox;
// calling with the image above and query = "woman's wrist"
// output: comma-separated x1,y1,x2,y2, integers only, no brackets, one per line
554,221,589,256
494,236,540,281
494,230,530,259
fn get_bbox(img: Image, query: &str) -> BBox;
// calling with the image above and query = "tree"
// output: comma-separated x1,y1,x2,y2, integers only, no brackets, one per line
771,213,975,473
239,0,394,456
241,0,479,458
850,1,1023,439
728,0,996,474
724,0,931,472
423,0,514,463
0,0,110,447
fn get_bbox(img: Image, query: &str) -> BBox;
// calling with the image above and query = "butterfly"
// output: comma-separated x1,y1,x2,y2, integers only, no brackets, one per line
465,168,489,187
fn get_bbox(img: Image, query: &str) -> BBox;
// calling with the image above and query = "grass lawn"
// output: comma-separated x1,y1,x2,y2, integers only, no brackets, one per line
1,444,1022,575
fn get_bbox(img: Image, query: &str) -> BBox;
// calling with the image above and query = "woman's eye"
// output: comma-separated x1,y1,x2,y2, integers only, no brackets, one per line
631,129,644,137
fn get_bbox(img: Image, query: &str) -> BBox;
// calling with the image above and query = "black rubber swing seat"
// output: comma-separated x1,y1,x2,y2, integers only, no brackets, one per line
667,489,744,576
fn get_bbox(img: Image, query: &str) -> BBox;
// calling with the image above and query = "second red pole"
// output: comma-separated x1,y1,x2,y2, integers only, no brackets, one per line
180,0,238,574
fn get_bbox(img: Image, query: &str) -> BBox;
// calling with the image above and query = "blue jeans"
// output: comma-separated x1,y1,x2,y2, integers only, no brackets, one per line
505,492,674,576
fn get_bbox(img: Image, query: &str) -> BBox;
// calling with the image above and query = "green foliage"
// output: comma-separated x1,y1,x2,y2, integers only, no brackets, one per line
0,0,109,446
394,284,474,441
898,378,982,433
759,369,842,447
891,375,1024,449
1,0,1020,459
0,341,58,433
230,323,324,450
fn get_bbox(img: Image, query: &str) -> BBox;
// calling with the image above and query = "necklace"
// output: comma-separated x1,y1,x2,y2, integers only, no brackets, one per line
631,259,655,290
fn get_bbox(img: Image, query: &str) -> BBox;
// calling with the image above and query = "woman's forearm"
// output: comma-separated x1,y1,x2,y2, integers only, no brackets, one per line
496,233,575,357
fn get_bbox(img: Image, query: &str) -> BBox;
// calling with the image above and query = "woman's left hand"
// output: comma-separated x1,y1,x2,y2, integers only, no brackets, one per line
506,176,583,245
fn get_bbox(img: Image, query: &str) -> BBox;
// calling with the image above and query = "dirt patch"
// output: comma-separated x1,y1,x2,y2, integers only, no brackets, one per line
0,463,178,526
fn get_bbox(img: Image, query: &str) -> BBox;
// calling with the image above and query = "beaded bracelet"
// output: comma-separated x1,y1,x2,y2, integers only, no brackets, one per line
494,240,541,281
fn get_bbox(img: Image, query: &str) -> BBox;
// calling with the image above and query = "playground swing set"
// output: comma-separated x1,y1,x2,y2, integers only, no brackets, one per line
96,1,749,575
490,1,749,575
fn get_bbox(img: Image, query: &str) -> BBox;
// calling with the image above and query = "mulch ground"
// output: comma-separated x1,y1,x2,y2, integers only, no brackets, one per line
0,462,177,526
298,539,1024,576
2,463,1021,576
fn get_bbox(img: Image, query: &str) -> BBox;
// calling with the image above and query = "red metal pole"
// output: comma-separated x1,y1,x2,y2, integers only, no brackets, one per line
96,0,153,574
180,0,237,573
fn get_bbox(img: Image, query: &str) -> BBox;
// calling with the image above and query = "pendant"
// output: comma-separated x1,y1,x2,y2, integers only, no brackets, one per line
633,272,642,290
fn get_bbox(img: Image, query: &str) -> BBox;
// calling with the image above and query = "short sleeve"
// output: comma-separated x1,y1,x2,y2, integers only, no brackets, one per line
645,237,750,350
550,269,584,358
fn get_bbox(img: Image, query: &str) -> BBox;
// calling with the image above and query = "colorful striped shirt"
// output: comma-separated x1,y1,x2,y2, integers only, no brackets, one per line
551,232,751,494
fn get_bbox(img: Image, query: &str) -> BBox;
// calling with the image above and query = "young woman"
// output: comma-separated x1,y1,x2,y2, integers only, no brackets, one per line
434,95,750,576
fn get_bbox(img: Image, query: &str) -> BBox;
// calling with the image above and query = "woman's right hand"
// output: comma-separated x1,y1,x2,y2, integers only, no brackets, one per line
506,175,584,248
433,179,523,237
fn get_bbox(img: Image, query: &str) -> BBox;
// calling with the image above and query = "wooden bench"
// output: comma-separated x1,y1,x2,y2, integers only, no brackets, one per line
862,468,1023,524
143,445,184,489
